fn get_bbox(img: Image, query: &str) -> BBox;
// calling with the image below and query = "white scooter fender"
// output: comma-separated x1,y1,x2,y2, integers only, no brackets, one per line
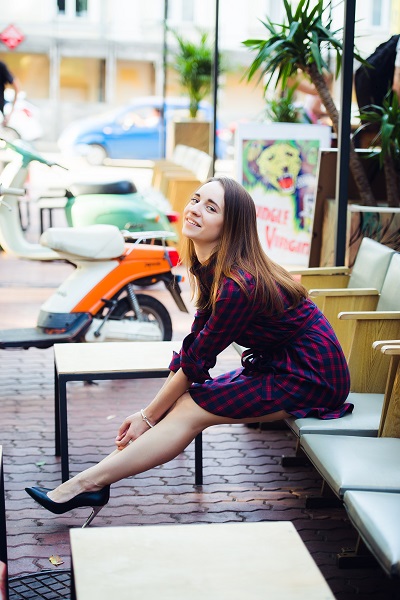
0,148,61,260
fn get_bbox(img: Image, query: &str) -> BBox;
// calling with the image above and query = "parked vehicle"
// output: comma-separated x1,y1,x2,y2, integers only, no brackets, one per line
0,90,43,142
58,96,232,164
0,197,188,348
0,138,178,261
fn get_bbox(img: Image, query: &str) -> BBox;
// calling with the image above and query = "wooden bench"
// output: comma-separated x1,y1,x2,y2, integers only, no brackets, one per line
342,490,400,576
298,342,400,573
144,144,213,220
291,238,395,357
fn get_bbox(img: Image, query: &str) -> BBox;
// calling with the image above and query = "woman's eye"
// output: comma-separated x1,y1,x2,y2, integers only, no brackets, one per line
190,198,198,204
206,204,216,212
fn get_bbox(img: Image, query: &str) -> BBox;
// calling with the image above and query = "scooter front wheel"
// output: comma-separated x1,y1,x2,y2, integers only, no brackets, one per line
111,293,173,341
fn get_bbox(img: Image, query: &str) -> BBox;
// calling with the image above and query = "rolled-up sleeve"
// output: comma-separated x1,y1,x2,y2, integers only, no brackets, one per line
168,308,210,373
170,276,257,382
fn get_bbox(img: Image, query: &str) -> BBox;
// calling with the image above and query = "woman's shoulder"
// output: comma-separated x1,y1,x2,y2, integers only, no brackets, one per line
218,268,256,297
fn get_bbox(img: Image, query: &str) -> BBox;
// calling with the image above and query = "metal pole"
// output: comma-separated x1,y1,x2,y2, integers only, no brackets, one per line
211,0,219,175
161,0,168,158
334,0,356,266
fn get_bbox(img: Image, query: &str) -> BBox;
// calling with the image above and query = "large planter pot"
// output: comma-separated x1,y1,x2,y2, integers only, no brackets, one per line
167,119,211,157
347,204,400,266
308,148,396,267
320,199,400,267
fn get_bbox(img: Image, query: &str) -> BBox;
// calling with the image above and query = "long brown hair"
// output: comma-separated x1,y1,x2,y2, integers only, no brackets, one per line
180,176,308,314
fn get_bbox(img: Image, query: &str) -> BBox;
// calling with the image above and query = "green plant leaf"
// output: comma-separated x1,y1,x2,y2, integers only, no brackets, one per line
169,29,220,118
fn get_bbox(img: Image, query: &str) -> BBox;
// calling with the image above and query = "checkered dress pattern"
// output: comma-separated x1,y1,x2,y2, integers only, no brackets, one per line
169,263,352,420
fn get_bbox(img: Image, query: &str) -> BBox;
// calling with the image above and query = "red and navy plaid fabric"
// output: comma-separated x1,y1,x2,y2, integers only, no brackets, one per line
169,263,352,420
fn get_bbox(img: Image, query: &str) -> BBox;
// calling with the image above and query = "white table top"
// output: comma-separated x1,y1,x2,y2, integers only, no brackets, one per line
54,341,180,375
70,522,335,600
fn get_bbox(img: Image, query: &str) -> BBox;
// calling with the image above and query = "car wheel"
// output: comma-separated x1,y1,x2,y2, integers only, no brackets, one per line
86,144,107,166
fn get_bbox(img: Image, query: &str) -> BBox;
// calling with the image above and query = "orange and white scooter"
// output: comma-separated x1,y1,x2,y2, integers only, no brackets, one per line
0,203,188,348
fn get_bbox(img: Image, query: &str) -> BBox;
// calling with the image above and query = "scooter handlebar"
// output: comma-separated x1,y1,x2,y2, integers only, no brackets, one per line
0,138,68,170
0,184,25,196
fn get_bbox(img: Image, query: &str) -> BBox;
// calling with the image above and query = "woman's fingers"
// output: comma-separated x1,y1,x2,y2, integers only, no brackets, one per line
115,412,148,449
117,419,130,437
115,432,131,450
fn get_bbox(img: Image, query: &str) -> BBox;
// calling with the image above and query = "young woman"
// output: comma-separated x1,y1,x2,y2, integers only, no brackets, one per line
26,177,352,527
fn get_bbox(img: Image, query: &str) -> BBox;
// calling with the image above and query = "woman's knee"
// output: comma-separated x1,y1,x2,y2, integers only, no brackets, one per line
169,393,216,429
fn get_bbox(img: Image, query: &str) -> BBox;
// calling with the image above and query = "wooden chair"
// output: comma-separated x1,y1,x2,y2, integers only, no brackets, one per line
281,274,400,465
339,253,400,393
150,144,190,188
290,237,394,292
307,239,396,357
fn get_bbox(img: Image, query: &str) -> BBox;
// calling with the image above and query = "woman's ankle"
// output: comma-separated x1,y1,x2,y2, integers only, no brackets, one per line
76,470,107,493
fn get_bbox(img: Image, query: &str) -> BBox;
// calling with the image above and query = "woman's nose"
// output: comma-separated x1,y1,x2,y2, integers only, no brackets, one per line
187,204,200,216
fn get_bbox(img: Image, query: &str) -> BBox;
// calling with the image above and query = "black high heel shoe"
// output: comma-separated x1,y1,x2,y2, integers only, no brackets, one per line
25,485,110,528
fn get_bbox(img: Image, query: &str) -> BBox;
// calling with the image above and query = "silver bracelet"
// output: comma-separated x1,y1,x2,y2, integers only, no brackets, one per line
140,408,155,428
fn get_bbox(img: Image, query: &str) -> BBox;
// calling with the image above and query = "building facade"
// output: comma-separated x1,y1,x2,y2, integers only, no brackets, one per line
0,0,397,141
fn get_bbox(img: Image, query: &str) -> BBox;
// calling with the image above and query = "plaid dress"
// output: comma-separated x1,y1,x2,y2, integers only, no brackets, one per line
169,262,352,420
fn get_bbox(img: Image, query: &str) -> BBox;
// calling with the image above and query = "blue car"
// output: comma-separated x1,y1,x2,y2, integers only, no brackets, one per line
58,96,231,164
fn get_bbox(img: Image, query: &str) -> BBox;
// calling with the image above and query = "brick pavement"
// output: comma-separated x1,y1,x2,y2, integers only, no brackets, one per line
0,205,399,599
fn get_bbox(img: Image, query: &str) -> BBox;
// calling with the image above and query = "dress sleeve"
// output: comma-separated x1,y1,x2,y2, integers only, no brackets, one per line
168,308,210,372
173,276,257,383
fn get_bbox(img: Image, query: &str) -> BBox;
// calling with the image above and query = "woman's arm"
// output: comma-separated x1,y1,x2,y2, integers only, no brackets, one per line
115,368,191,448
145,368,191,422
116,277,255,448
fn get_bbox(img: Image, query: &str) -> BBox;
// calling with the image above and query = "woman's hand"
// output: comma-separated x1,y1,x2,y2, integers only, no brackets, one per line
115,412,151,450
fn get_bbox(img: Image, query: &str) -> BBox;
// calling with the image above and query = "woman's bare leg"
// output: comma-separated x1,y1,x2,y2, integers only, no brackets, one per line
48,393,289,503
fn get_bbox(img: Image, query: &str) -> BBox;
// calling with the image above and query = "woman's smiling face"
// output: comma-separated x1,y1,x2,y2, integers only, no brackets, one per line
182,180,225,260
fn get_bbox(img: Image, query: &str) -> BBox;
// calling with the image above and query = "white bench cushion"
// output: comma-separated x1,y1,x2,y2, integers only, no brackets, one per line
344,490,400,577
286,393,384,437
300,435,400,497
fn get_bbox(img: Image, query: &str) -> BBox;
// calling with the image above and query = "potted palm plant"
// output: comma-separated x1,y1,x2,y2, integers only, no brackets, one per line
168,30,215,154
242,0,376,207
264,85,306,123
170,30,213,119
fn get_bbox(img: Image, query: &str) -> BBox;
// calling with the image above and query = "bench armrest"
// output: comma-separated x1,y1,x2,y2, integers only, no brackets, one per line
309,288,379,297
347,315,400,392
289,266,350,276
372,339,400,350
339,311,400,320
380,344,400,355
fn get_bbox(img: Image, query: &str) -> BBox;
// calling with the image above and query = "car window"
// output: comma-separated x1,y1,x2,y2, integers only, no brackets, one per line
118,108,161,130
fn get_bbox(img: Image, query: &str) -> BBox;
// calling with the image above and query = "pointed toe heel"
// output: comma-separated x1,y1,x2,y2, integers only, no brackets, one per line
25,484,110,526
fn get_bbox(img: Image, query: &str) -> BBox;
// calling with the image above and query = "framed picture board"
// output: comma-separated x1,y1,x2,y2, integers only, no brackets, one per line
235,122,331,266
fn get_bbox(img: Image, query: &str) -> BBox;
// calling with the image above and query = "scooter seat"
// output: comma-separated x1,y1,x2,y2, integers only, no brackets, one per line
40,224,125,260
69,180,136,196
